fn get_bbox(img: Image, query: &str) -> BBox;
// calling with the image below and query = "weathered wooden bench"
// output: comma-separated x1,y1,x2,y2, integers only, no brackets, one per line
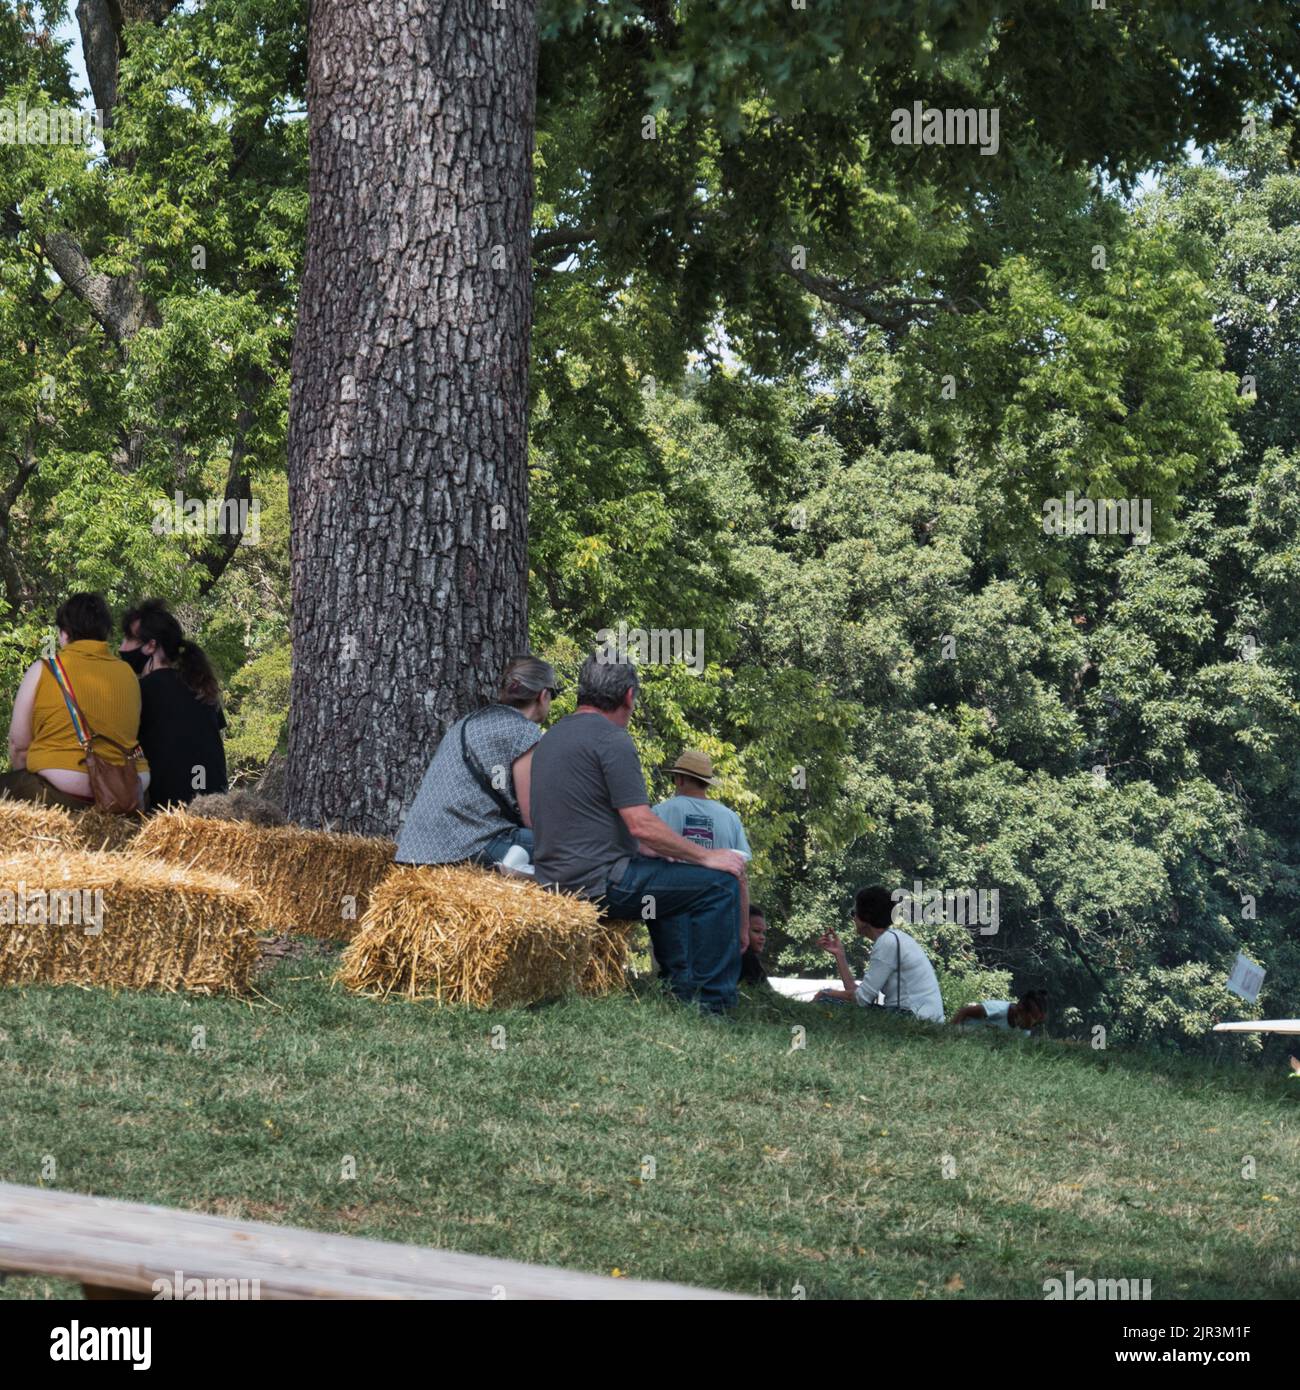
0,1182,746,1299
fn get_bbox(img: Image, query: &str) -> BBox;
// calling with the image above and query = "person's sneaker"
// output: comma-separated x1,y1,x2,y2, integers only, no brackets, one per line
494,860,534,879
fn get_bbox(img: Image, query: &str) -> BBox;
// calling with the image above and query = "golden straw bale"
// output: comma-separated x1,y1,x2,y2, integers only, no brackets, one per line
0,849,261,994
337,863,603,1008
133,809,395,939
76,808,146,853
0,799,82,854
578,919,637,997
0,799,145,856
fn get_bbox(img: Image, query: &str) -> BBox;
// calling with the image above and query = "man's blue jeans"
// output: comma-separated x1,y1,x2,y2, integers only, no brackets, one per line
473,826,534,867
603,856,741,1013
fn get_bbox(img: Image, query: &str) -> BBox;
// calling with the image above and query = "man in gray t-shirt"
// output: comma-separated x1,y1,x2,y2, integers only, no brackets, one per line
530,713,646,897
531,654,748,1013
396,658,558,867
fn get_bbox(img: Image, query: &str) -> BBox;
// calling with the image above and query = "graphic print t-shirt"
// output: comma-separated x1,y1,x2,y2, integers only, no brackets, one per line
651,795,751,858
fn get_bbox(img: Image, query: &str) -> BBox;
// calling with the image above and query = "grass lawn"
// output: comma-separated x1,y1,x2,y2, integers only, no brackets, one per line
1,949,1297,1300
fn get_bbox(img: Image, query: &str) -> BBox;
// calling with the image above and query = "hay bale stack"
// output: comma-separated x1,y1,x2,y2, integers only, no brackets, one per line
0,850,261,994
132,809,394,939
0,799,82,854
338,864,603,1007
579,919,637,997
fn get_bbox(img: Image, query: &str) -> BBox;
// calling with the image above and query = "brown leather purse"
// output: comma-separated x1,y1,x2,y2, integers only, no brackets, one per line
46,655,143,815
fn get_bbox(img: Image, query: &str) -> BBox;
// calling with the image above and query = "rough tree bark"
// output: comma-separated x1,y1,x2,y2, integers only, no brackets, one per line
285,0,539,835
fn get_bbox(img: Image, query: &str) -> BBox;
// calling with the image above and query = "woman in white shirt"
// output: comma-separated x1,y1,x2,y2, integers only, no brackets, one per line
813,885,946,1022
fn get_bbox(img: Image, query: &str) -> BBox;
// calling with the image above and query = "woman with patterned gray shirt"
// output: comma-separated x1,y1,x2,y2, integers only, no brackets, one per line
395,656,560,868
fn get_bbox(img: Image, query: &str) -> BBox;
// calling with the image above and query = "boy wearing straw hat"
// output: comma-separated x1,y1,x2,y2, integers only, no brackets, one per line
653,749,751,860
653,748,752,950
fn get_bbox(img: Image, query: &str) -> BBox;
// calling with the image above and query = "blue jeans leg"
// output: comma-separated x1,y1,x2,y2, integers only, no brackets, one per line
604,856,741,1012
475,826,534,866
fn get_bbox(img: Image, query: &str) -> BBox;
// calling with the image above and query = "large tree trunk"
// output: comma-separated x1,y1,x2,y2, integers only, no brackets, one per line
286,0,538,835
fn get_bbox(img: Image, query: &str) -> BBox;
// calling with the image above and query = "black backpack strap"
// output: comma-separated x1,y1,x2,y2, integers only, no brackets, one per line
460,708,522,826
884,928,902,1010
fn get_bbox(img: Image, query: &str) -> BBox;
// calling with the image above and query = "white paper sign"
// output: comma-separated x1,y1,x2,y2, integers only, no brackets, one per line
1226,952,1266,1003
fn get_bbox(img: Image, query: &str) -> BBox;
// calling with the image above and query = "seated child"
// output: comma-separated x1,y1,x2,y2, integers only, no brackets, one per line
653,747,752,949
739,903,770,987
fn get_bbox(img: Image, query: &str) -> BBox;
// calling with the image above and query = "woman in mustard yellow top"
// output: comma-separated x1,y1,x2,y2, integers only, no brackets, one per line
2,592,148,810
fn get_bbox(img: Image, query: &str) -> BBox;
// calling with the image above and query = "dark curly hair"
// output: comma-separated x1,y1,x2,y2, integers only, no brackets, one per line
55,592,112,643
122,599,221,706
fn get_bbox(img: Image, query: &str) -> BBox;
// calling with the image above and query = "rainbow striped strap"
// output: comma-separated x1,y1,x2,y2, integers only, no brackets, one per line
46,655,92,750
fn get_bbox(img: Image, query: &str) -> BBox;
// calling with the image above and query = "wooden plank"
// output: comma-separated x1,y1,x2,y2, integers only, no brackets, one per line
0,1182,747,1300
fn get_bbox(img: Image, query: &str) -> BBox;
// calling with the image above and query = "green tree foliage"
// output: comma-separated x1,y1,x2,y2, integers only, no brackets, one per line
0,0,301,700
536,0,1300,375
609,133,1300,1055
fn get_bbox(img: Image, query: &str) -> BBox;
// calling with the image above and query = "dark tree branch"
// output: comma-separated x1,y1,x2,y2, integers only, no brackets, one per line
530,214,983,334
196,366,269,596
76,0,184,130
1,430,39,515
775,256,983,330
0,427,40,616
531,224,597,257
531,206,688,261
76,0,121,126
35,228,159,346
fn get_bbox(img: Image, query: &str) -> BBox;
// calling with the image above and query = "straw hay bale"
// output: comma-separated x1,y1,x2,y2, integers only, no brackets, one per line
76,808,146,853
0,799,145,856
579,919,637,997
132,809,394,939
338,863,604,1008
0,799,82,855
0,849,261,994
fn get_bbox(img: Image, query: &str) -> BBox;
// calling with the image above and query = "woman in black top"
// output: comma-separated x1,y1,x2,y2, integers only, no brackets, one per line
119,599,228,811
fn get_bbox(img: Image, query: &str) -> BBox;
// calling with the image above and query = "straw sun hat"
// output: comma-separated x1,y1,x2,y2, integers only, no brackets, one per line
664,749,719,785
